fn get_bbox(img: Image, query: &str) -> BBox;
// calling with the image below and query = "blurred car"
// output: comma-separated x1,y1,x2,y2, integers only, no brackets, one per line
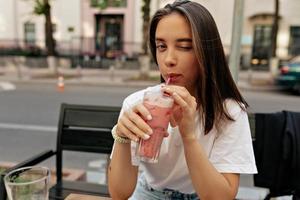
275,55,300,93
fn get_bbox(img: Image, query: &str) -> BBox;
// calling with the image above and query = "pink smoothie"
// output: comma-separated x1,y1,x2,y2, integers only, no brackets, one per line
139,101,172,160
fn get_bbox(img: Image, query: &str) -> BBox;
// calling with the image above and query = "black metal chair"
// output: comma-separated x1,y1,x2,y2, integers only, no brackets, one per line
245,112,300,200
0,103,121,200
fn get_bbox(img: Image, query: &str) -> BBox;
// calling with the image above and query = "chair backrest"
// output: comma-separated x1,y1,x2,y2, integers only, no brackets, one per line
56,103,121,182
251,111,300,199
247,113,256,139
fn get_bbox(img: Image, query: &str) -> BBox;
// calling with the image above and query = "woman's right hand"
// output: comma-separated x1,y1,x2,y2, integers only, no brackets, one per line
115,103,153,142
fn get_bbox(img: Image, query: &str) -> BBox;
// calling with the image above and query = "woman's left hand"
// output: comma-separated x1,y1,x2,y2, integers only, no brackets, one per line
161,85,198,141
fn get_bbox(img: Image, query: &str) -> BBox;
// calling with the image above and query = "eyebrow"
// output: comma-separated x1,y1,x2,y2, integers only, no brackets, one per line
155,38,192,43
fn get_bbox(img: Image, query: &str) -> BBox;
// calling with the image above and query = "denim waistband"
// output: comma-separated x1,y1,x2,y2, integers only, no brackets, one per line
139,175,199,200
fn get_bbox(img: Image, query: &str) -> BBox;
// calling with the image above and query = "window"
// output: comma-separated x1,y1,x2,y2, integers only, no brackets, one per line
24,22,36,46
289,26,300,56
90,0,127,8
251,25,272,67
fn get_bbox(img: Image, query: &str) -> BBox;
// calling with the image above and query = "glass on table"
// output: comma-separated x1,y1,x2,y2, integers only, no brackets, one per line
4,166,50,200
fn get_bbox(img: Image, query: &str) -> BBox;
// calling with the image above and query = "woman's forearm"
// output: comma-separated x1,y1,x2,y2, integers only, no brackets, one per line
108,142,138,199
183,138,238,200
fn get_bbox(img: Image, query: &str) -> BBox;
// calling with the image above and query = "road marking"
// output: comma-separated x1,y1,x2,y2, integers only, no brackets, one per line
0,82,16,91
0,122,56,132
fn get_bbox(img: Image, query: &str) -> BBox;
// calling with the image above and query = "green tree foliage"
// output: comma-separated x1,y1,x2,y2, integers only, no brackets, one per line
91,0,108,9
33,0,47,14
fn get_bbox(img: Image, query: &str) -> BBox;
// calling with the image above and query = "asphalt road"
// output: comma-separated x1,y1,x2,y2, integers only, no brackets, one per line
244,89,300,113
0,83,299,164
0,83,142,170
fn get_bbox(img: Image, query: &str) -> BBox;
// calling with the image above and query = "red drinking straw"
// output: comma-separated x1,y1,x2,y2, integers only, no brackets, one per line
166,76,172,85
163,77,172,97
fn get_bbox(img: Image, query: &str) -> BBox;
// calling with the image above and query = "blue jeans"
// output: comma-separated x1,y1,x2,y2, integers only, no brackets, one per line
129,175,199,200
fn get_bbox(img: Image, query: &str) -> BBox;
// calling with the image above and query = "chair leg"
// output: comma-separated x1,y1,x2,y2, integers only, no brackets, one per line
0,177,7,200
105,155,111,185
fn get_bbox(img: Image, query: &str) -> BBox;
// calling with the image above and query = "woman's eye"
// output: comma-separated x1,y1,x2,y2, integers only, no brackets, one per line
156,44,166,51
179,46,192,50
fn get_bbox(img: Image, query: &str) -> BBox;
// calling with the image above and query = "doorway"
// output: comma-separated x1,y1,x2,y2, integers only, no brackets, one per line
251,25,272,69
95,14,124,58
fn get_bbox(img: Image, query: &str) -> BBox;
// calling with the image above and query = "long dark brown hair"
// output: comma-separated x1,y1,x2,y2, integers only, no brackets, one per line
149,0,248,134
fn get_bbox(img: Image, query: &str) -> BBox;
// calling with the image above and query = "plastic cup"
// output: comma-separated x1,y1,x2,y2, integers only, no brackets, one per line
4,166,50,200
136,89,174,163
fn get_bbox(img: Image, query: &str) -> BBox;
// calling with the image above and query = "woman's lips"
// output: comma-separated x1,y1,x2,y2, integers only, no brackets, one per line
167,74,181,83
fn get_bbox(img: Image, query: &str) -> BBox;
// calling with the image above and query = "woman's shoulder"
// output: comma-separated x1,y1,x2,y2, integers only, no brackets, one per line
223,98,247,120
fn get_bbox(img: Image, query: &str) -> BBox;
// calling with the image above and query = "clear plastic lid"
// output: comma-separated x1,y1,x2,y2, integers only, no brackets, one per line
144,85,174,108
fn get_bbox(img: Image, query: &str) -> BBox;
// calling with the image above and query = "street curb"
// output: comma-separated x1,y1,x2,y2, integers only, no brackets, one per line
6,78,279,92
5,78,159,88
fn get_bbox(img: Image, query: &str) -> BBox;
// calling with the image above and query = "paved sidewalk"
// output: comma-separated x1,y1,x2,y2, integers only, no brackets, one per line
0,66,278,91
0,67,159,87
238,69,278,91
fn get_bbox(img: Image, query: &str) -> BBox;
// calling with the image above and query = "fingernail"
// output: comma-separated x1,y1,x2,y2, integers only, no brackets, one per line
147,115,152,120
148,129,153,134
144,134,150,140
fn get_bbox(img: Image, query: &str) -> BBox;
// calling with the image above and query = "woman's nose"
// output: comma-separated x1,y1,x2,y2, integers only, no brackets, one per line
164,49,177,67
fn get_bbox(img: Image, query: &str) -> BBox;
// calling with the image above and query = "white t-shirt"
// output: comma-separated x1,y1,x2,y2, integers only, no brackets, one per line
112,85,257,194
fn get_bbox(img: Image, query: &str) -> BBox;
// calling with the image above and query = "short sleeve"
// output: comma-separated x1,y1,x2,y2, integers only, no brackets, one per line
209,101,257,174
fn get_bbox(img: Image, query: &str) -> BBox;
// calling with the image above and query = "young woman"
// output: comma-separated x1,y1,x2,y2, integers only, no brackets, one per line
108,1,257,199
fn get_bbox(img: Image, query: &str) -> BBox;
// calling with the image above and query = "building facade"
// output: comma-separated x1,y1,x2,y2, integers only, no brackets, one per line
0,0,81,50
0,0,299,68
79,0,159,58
